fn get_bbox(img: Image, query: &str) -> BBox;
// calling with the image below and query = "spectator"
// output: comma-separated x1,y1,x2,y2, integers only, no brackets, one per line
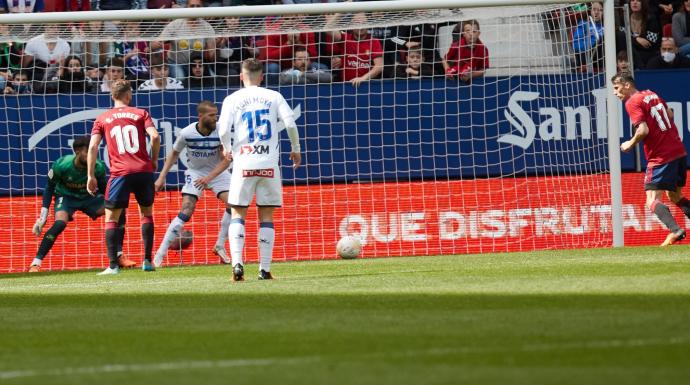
395,47,435,78
395,22,445,75
646,37,690,68
617,50,632,72
185,54,225,88
44,0,90,11
22,24,71,85
138,53,185,90
71,20,116,68
260,14,323,83
100,56,128,93
648,0,680,25
114,20,151,86
147,0,179,7
215,16,256,87
572,2,605,71
279,46,332,84
370,24,401,78
0,0,44,13
326,12,383,87
4,71,31,94
57,55,94,93
442,19,489,82
672,0,690,58
0,24,20,91
95,0,139,10
617,0,661,69
151,0,216,79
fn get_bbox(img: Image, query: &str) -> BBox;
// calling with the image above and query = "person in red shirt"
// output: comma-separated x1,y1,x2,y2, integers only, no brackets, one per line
87,79,161,274
614,72,690,246
260,15,321,74
442,19,489,83
325,12,383,87
44,0,90,12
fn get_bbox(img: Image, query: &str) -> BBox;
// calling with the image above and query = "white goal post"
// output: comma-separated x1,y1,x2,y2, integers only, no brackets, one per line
0,0,625,273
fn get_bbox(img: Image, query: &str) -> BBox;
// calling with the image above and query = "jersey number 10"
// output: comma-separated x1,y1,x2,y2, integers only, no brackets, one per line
242,109,272,142
110,125,140,154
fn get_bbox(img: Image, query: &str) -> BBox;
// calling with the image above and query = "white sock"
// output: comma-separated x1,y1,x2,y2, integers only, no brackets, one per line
229,219,245,267
216,211,232,247
258,223,275,272
32,258,42,266
156,217,185,257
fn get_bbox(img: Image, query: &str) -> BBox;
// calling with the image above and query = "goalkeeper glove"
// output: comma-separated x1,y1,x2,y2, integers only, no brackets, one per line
32,207,49,236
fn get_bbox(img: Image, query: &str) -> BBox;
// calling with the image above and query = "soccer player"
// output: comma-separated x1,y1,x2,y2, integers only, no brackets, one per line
153,100,233,267
614,72,690,246
87,79,161,275
218,58,301,281
29,136,131,272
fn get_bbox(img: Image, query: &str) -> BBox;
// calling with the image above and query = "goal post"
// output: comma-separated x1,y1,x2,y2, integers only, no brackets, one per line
0,0,626,273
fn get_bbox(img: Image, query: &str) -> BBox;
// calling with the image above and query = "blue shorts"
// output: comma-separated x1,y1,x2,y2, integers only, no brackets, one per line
105,172,155,209
644,157,687,191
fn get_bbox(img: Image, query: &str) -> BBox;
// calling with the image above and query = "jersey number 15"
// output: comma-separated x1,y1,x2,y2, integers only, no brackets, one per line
242,109,272,142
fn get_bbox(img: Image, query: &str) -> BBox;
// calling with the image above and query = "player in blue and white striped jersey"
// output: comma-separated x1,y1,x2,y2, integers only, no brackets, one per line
153,101,233,267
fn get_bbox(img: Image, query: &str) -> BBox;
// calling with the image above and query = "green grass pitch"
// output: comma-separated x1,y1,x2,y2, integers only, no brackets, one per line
1,247,690,385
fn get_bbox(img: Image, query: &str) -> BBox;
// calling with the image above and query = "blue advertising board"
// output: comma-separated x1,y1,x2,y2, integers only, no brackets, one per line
1,71,687,196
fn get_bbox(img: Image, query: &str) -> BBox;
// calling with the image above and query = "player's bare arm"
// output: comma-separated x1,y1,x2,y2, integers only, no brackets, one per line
86,134,102,196
620,122,649,153
194,156,231,189
146,126,161,172
154,149,181,191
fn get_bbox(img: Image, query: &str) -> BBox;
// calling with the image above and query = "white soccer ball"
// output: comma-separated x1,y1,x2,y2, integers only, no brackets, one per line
336,236,361,259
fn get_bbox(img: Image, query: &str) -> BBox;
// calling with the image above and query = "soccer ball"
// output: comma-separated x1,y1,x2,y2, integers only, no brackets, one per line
336,236,361,259
168,229,193,250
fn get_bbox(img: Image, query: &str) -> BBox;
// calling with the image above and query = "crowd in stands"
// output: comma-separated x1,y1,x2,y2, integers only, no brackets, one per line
0,1,687,95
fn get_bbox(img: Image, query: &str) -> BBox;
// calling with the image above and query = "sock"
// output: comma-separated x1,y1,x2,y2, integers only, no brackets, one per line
157,216,187,257
35,220,67,262
676,197,690,219
651,199,681,232
116,210,126,257
216,209,232,247
229,218,245,267
258,222,275,272
141,216,154,262
105,221,119,269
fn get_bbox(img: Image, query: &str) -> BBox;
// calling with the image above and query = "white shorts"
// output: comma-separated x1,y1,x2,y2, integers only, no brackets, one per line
181,169,231,198
228,165,282,207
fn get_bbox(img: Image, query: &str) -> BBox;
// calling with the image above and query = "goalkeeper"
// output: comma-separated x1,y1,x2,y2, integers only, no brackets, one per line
29,136,130,272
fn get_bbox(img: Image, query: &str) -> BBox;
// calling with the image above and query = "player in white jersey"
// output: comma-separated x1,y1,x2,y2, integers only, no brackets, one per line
153,101,233,267
218,58,301,281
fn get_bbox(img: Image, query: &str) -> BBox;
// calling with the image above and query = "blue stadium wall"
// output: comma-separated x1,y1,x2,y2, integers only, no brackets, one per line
1,70,688,196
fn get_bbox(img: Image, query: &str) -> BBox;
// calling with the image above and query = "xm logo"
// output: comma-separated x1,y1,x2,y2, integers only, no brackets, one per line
497,89,609,149
240,144,269,155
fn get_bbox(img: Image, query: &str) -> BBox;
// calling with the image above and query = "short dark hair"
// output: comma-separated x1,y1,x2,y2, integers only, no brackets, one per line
241,58,263,75
106,56,124,69
611,71,635,86
72,136,90,152
616,50,628,62
462,19,480,31
293,46,309,55
149,53,166,68
197,100,216,114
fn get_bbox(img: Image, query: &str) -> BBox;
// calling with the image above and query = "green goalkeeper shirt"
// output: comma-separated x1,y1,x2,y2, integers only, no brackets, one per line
42,155,107,208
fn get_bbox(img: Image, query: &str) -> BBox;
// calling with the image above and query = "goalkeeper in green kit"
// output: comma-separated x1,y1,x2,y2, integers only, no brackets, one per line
29,136,130,272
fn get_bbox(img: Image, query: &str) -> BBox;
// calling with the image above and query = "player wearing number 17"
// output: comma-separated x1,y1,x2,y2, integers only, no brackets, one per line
87,79,161,275
613,72,690,246
218,58,301,281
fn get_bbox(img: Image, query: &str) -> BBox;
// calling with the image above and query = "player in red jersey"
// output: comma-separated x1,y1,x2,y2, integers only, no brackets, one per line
613,72,690,246
87,79,161,274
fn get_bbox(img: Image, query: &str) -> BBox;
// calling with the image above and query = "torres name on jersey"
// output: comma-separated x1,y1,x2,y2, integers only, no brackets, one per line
92,106,157,176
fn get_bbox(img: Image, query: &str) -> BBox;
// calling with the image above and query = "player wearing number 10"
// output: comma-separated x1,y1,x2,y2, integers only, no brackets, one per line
218,58,302,281
87,79,161,275
614,72,690,246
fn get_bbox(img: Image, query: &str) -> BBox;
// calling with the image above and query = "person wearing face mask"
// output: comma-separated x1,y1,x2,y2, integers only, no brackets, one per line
646,37,690,68
57,55,93,93
4,70,31,94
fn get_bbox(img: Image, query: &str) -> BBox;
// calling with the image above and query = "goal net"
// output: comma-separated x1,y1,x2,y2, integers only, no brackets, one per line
0,1,627,273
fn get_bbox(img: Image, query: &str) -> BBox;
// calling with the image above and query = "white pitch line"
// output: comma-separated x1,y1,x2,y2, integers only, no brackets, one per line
2,336,689,380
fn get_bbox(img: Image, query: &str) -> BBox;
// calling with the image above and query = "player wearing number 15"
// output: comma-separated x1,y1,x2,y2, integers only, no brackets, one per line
613,72,690,247
218,58,301,281
87,79,161,275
